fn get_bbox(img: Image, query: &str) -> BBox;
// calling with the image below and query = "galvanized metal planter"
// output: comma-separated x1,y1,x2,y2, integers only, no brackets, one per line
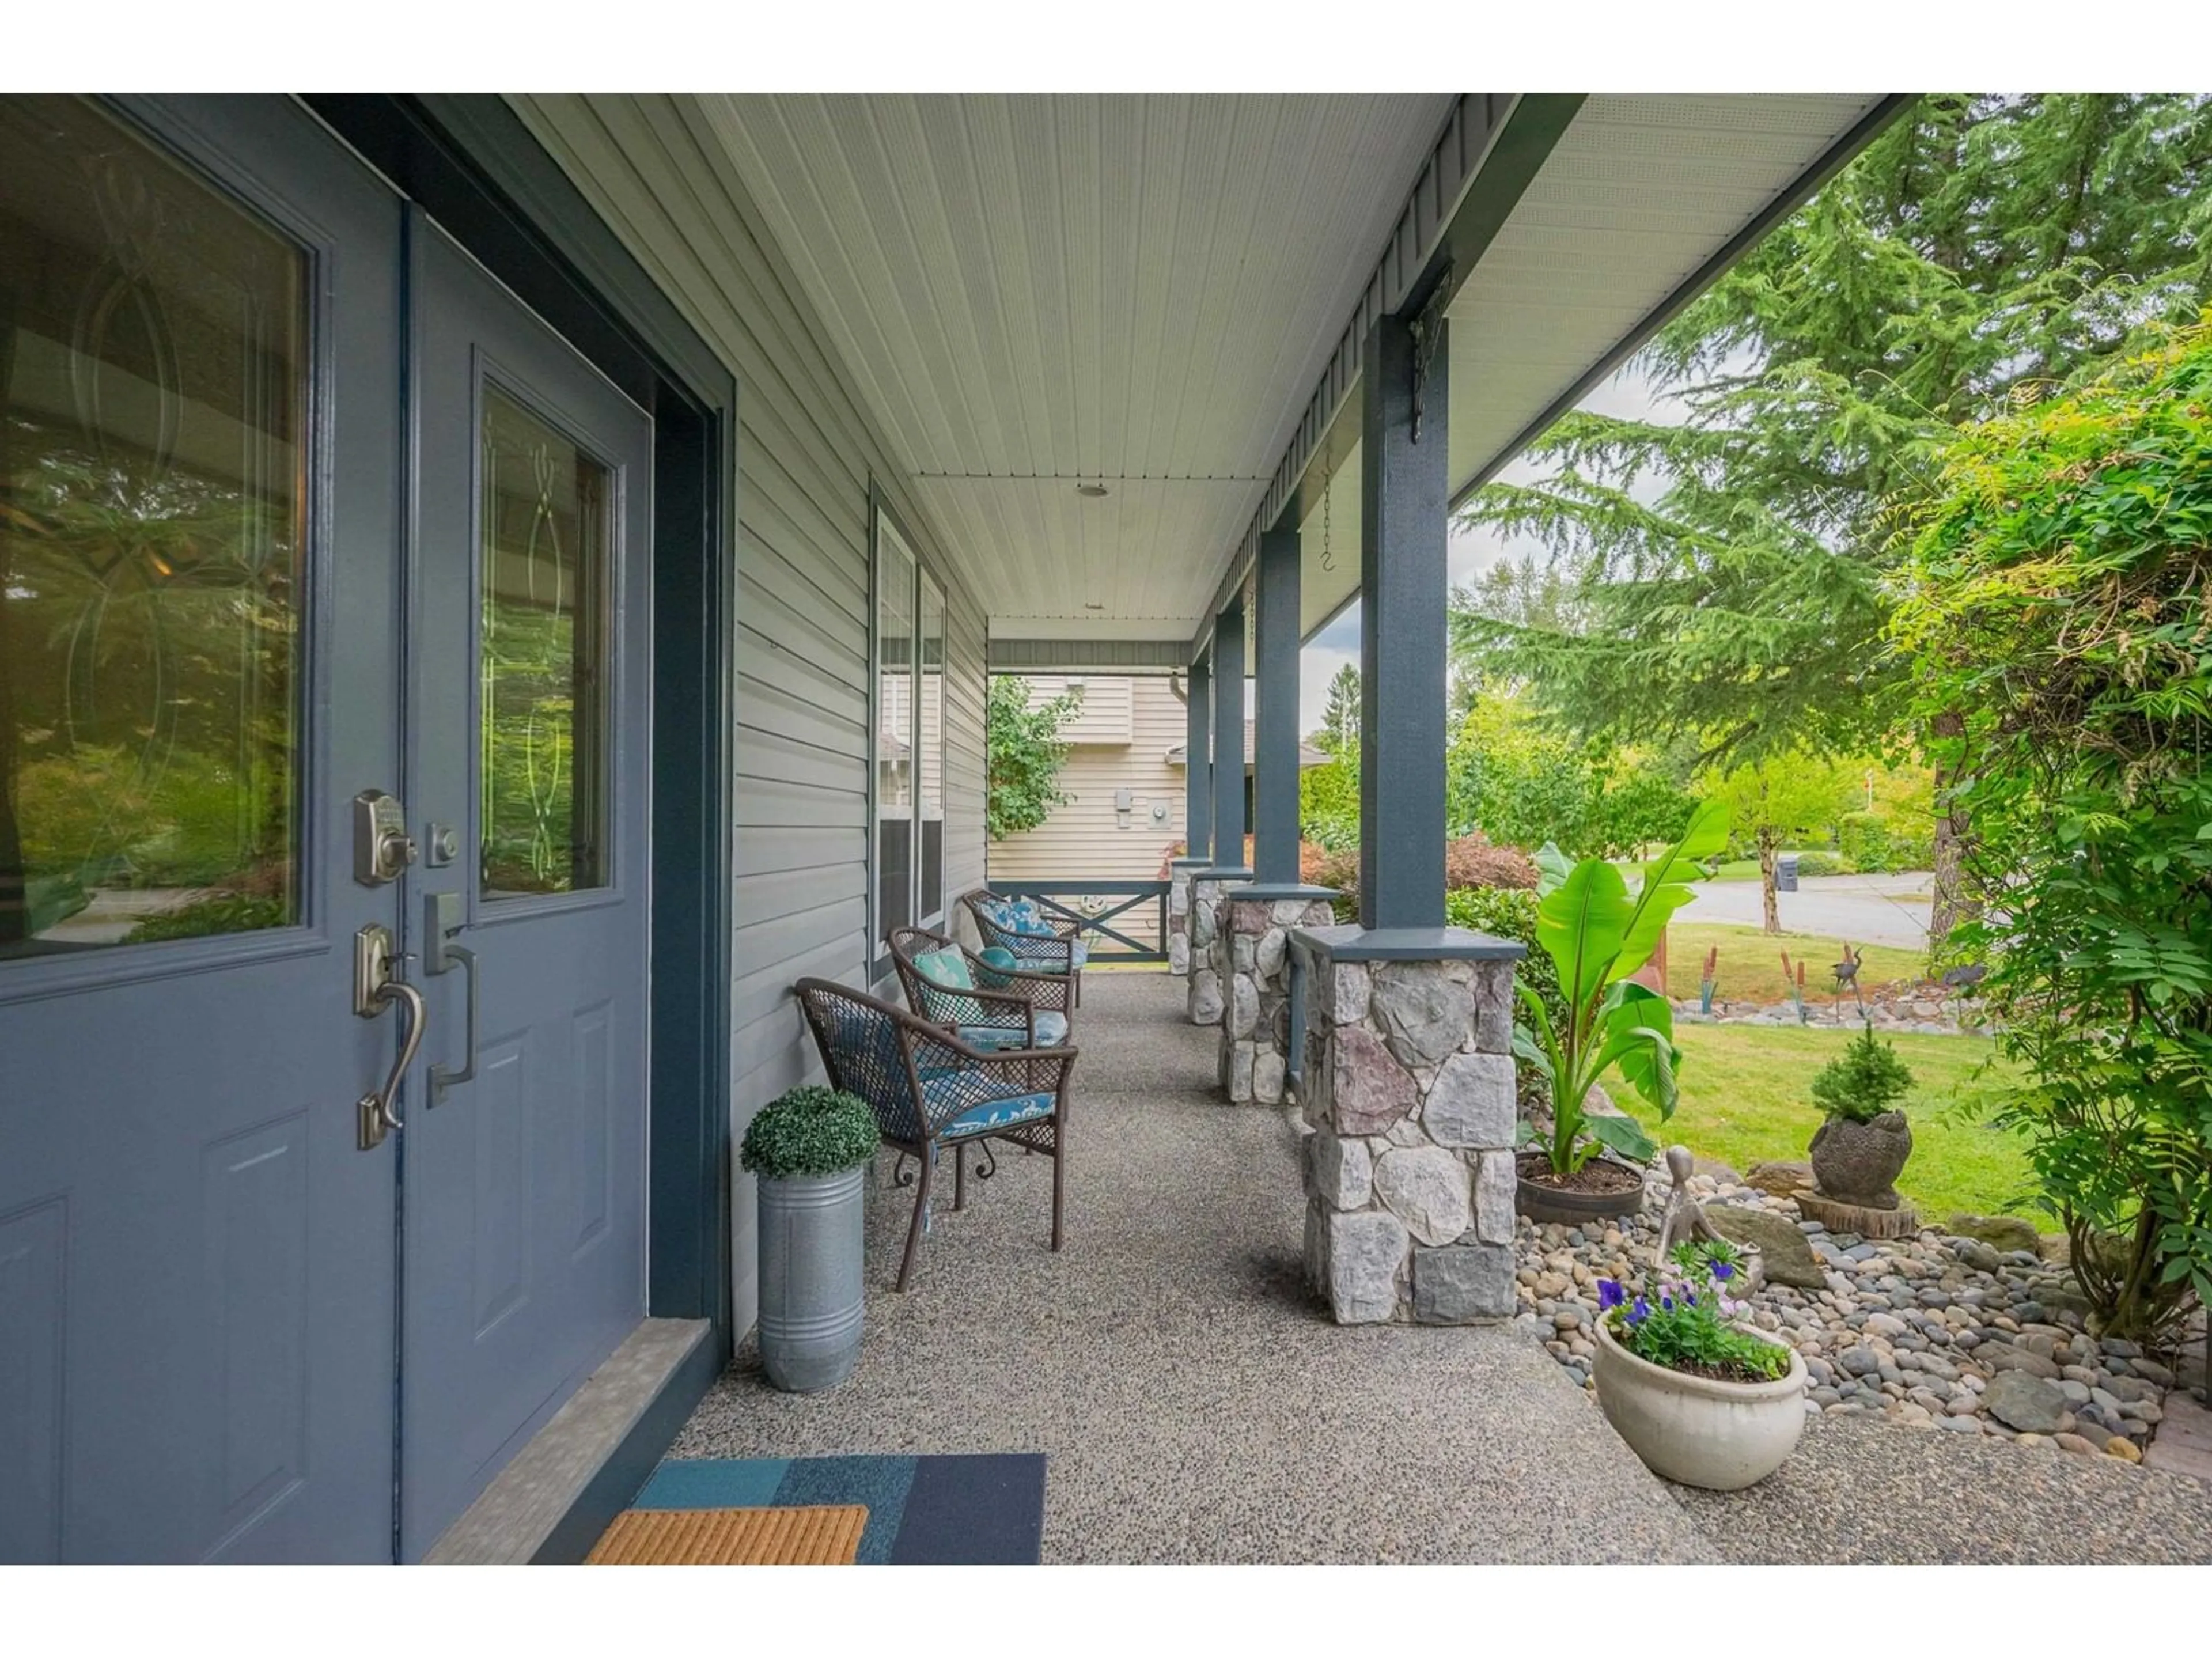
756,1165,866,1392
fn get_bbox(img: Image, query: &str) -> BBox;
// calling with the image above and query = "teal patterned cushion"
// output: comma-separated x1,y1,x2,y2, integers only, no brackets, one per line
975,945,1019,988
937,1090,1055,1139
912,948,985,1026
957,1010,1069,1050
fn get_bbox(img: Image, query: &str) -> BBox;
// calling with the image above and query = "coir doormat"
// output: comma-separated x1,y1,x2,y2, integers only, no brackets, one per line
586,1504,868,1565
614,1453,1046,1565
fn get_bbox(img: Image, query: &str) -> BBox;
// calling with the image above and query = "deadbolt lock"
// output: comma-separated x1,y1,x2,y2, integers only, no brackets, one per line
353,789,418,885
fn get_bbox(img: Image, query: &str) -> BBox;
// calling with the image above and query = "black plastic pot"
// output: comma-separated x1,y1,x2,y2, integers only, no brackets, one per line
1516,1153,1649,1225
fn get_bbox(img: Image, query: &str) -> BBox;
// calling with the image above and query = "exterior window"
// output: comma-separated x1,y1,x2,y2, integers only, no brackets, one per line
874,514,914,955
917,570,945,925
871,498,946,965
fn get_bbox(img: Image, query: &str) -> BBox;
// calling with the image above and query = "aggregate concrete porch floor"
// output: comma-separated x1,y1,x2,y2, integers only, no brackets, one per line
672,969,1713,1563
674,969,2212,1563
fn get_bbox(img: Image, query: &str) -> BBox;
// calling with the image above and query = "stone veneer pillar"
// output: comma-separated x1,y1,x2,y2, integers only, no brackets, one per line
1215,887,1338,1104
1292,925,1524,1324
1167,856,1211,979
1185,871,1234,1024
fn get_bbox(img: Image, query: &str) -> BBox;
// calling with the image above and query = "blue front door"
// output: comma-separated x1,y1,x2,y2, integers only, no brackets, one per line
396,220,652,1559
0,95,407,1562
0,97,654,1563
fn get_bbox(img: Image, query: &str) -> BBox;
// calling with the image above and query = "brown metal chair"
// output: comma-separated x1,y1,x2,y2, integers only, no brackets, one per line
793,978,1074,1291
887,924,1075,1051
959,889,1086,1006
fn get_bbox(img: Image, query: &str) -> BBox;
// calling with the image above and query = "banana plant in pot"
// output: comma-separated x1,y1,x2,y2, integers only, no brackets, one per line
1514,800,1730,1224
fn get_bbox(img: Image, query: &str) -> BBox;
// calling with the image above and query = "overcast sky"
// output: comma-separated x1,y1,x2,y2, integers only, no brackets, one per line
1294,362,1680,733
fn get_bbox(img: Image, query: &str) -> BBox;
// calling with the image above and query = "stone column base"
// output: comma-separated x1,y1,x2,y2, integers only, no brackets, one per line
1217,885,1337,1105
1166,857,1210,979
1185,868,1248,1025
1290,925,1525,1324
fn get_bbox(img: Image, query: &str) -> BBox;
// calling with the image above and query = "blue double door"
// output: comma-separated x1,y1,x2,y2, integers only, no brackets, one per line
0,96,651,1561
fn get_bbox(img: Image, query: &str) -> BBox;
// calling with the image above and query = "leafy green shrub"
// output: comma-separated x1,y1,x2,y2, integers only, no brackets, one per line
986,675,1080,842
1299,756,1360,853
1838,811,1933,874
1810,1021,1916,1123
1445,885,1565,1037
1791,851,1841,878
740,1086,880,1180
1895,317,2212,1337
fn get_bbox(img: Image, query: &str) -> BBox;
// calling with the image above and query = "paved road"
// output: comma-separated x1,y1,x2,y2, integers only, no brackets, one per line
1677,872,1933,950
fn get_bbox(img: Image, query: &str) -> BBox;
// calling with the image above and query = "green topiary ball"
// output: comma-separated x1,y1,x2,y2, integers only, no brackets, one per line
740,1085,881,1179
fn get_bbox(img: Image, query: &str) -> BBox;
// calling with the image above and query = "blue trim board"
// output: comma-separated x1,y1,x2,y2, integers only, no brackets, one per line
629,1454,1047,1565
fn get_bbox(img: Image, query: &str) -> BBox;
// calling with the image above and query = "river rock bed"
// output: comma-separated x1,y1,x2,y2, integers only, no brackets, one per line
1513,1173,2190,1464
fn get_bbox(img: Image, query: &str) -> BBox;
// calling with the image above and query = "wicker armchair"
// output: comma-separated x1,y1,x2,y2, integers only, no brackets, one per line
794,978,1074,1291
959,889,1088,1005
887,925,1075,1051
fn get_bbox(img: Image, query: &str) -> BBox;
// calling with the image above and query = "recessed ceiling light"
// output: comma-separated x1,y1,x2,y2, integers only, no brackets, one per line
1074,482,1109,498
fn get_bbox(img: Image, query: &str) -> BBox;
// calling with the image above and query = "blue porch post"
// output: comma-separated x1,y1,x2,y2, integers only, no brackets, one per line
1215,521,1339,1103
1357,313,1446,932
1291,306,1524,1325
1250,525,1302,887
1168,653,1213,980
1183,653,1213,865
1187,600,1247,1026
1209,598,1248,878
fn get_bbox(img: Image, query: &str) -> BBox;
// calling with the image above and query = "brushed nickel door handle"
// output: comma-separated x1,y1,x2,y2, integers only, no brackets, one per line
353,923,427,1150
429,944,477,1103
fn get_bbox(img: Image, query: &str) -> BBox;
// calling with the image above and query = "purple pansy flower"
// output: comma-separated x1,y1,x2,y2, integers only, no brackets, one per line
1659,1294,1674,1313
1628,1296,1651,1325
1711,1260,1736,1282
1597,1279,1625,1311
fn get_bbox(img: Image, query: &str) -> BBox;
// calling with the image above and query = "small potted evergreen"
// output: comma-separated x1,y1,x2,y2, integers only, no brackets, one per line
1806,1021,1916,1210
741,1085,880,1392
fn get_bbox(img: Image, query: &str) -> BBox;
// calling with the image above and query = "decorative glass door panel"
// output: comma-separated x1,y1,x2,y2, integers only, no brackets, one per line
478,385,610,899
1,95,306,957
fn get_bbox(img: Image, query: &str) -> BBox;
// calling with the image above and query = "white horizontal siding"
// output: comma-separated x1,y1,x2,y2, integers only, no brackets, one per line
990,677,1188,921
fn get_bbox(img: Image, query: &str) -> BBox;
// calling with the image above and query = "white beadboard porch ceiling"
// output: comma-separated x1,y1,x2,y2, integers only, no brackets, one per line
698,94,1453,641
1296,92,1888,637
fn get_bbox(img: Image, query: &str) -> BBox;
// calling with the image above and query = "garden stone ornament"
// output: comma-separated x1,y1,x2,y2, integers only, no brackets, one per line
1655,1145,1767,1294
1655,1145,1726,1260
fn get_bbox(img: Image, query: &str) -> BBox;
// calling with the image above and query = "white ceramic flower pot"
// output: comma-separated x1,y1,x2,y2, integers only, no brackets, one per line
1592,1316,1807,1491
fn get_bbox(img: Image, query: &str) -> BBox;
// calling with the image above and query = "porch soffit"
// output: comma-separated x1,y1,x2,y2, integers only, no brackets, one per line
1292,92,1893,638
696,94,1453,643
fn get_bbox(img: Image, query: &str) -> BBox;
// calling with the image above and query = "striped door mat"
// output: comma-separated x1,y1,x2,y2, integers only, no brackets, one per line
591,1453,1047,1565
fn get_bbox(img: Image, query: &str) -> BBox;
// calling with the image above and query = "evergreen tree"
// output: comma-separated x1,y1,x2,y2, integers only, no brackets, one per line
1450,94,2212,944
1315,663,1361,757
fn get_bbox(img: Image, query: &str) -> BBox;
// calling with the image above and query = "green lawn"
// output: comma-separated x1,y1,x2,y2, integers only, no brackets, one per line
1608,1022,2035,1218
1663,921,1930,1005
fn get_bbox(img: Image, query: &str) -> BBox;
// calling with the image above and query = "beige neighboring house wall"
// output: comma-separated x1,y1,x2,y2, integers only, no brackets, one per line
989,676,1186,948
